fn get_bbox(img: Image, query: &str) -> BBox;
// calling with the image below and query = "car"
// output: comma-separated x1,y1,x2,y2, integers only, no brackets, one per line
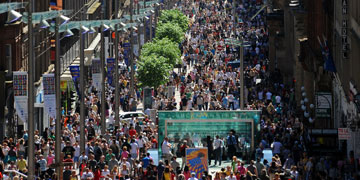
120,111,146,121
106,111,146,129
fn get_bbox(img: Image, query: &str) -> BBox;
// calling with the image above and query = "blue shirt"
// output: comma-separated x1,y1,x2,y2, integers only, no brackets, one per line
227,135,237,146
143,157,150,168
37,159,47,172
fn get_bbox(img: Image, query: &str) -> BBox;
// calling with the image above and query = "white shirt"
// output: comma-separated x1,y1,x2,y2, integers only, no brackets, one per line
162,141,171,154
101,169,110,180
275,96,281,104
74,145,80,157
130,142,139,154
226,176,237,180
81,171,94,179
137,138,145,148
214,139,223,149
188,177,198,180
228,94,234,103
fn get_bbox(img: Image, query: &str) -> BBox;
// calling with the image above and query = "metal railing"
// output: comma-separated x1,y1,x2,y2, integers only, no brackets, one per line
4,170,28,178
60,40,80,74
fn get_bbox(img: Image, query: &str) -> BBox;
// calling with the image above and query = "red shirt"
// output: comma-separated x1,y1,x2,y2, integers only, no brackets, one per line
94,169,101,180
63,159,74,170
129,129,137,137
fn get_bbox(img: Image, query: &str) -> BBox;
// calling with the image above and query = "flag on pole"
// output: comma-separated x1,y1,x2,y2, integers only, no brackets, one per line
318,36,336,73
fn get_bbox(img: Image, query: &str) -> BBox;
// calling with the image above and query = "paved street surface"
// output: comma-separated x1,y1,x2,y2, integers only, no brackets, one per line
1,0,359,179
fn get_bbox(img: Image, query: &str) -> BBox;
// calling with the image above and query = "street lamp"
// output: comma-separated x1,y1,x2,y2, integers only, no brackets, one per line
0,1,30,178
64,26,74,37
89,25,96,34
39,17,50,28
103,24,110,31
21,7,71,179
80,25,89,34
7,9,22,23
54,13,71,180
0,2,27,23
225,38,250,110
59,14,70,25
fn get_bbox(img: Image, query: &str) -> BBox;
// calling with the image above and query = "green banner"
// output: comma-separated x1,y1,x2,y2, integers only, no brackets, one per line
158,111,261,156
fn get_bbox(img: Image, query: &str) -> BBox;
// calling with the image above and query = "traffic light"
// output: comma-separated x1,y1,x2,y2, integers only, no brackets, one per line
70,90,78,113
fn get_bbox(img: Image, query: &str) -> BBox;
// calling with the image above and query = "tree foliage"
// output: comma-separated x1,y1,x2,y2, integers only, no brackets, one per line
155,22,184,45
140,38,181,67
159,9,189,33
137,55,172,88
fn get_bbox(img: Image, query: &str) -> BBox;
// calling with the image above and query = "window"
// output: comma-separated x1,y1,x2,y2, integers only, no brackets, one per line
5,44,12,73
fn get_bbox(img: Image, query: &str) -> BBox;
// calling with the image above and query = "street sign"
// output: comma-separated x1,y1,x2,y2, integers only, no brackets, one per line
338,128,351,140
315,92,332,118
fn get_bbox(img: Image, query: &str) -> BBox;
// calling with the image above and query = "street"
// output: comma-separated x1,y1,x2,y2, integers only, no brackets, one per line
0,0,359,180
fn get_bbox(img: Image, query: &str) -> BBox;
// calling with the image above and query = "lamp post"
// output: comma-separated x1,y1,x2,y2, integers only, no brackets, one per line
21,8,71,178
79,22,87,153
130,0,135,97
239,43,244,110
154,3,159,33
224,38,249,110
149,10,153,41
137,2,141,56
54,14,62,179
143,0,147,43
101,22,106,134
0,1,29,177
114,0,120,129
27,0,35,179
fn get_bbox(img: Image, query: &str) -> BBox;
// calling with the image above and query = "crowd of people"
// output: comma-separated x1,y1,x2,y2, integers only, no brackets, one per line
0,0,359,179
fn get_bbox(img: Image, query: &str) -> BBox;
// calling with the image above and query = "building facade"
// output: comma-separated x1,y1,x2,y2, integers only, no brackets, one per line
332,0,360,159
269,0,360,158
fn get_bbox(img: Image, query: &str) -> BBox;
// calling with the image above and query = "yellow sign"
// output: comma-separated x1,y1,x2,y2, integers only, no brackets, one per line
60,81,67,91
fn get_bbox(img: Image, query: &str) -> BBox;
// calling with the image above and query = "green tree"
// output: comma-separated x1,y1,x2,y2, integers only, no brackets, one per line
155,22,184,44
159,9,189,33
140,38,181,67
137,55,172,88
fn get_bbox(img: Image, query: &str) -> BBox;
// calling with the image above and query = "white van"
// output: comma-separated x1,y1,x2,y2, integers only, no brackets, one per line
106,111,146,129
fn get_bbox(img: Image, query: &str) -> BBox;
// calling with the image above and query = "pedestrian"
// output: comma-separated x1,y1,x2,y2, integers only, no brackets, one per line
226,131,237,161
213,135,223,166
189,172,199,180
180,140,189,170
162,137,172,162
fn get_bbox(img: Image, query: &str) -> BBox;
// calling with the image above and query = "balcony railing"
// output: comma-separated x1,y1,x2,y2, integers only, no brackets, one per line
60,40,80,74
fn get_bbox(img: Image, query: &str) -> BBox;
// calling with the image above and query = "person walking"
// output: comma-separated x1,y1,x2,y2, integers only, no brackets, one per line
180,140,189,170
162,137,172,162
213,135,223,166
206,136,213,166
226,131,237,161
